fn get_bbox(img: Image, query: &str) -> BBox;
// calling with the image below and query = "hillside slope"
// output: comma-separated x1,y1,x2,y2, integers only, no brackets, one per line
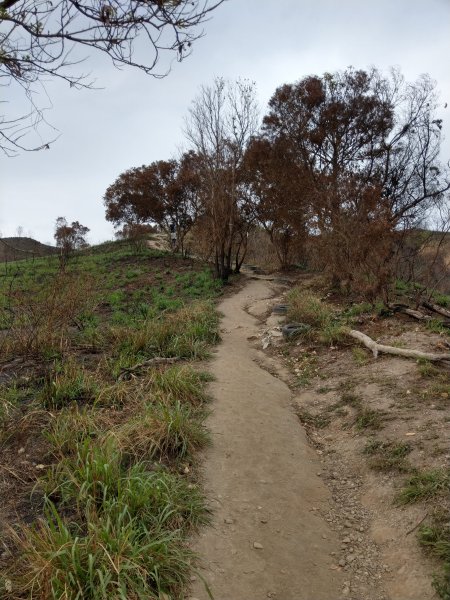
0,237,56,261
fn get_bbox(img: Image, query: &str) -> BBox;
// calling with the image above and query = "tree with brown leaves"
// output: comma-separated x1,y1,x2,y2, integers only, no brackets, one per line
243,136,312,270
262,67,449,295
104,153,201,255
54,217,89,271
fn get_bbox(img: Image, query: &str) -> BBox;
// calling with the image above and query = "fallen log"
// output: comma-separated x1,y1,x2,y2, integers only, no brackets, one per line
346,329,450,362
117,356,181,381
422,301,450,319
390,304,450,329
390,304,431,321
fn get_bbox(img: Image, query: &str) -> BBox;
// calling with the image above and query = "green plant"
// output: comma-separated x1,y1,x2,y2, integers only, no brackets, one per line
43,438,122,506
363,440,412,472
355,408,384,430
146,366,212,406
45,407,101,456
417,358,444,378
39,361,99,409
396,469,450,504
427,319,448,335
111,301,219,370
117,401,210,462
352,347,369,366
11,500,194,600
295,407,330,429
433,292,450,308
318,321,345,345
344,302,373,317
287,289,333,328
0,384,25,430
418,512,450,600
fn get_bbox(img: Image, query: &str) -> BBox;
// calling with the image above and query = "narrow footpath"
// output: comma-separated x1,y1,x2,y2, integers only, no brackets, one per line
191,278,344,600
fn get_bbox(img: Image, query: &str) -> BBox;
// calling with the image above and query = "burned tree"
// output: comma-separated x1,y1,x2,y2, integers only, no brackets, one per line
184,77,259,280
104,153,201,255
262,67,449,296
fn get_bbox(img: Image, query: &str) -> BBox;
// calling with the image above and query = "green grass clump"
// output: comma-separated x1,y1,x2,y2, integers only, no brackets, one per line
286,288,346,346
146,365,213,406
287,289,334,328
363,440,412,472
418,512,450,600
295,407,330,429
117,401,210,462
427,319,449,335
355,408,384,430
44,436,209,527
44,438,122,506
0,384,25,430
45,407,101,456
317,321,345,345
10,500,194,600
433,292,450,308
352,347,369,366
39,361,99,409
396,469,450,505
418,358,443,379
110,301,219,377
345,302,373,317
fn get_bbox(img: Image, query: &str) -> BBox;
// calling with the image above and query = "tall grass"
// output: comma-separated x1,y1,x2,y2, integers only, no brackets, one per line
0,273,96,359
116,401,210,462
109,301,219,377
286,288,344,345
0,246,220,599
10,501,194,600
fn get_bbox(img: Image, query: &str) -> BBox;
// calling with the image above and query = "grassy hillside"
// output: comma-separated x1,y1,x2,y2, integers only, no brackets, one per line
0,241,222,599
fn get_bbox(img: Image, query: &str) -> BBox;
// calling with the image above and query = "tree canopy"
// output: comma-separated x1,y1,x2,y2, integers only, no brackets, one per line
103,68,449,295
104,152,202,253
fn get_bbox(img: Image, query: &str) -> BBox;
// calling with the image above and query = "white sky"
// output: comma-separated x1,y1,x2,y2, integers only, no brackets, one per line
1,0,449,244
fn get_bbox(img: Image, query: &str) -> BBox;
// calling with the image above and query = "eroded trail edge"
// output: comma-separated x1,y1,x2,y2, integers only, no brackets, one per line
191,278,343,600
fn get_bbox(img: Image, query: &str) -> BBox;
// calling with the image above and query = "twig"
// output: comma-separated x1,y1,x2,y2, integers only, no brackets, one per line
406,512,428,536
117,356,181,381
0,464,29,485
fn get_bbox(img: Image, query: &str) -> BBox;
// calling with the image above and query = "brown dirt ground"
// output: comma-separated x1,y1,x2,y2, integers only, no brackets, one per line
191,274,449,600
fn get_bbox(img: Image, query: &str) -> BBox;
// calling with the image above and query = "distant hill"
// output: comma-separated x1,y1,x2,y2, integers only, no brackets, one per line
0,237,57,262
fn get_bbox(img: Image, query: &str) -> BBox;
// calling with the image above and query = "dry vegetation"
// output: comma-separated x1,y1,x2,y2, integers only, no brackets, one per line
0,241,222,599
270,277,450,598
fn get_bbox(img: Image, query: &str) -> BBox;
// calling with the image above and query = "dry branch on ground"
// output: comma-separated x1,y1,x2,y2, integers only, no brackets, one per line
346,329,450,362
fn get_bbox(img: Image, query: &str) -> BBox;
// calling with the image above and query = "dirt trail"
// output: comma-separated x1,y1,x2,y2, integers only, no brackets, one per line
192,278,344,600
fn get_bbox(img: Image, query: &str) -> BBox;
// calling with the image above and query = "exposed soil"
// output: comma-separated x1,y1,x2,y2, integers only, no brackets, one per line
191,278,346,600
192,274,449,600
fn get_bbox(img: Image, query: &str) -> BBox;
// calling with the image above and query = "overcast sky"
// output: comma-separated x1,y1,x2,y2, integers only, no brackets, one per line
1,0,449,245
